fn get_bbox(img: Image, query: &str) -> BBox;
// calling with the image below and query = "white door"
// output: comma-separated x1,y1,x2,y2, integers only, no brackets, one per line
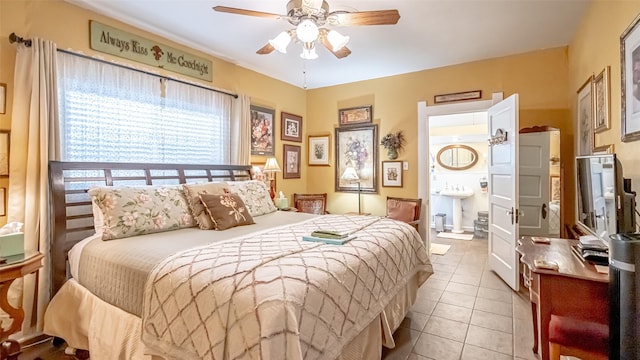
488,94,519,291
519,132,550,236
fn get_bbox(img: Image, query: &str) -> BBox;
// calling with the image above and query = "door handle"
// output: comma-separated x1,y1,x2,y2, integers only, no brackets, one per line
541,203,547,219
507,207,514,224
506,208,523,224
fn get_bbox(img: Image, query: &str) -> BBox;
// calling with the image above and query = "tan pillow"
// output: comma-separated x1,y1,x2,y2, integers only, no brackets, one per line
182,182,229,229
200,193,255,230
387,200,417,223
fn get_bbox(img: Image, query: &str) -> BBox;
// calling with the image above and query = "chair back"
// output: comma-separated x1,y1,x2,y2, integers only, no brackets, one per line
386,197,422,230
293,193,327,214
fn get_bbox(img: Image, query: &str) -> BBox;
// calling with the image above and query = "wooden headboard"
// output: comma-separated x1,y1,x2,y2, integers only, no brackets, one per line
48,161,253,298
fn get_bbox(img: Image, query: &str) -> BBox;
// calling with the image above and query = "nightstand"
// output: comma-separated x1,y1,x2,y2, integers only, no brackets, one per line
0,252,44,360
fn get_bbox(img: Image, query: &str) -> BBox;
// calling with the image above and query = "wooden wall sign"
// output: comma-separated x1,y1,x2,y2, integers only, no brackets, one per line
90,20,213,82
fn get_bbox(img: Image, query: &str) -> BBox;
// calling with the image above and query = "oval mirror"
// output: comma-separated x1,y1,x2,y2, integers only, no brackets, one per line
436,144,479,170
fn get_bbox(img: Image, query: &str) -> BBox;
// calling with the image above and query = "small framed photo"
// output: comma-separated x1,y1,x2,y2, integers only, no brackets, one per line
0,131,9,177
382,161,402,187
0,187,5,216
308,134,330,166
576,76,594,156
281,112,302,142
283,144,301,179
593,66,611,133
250,105,275,155
593,144,614,155
550,176,560,202
338,105,372,126
0,83,6,115
621,13,640,142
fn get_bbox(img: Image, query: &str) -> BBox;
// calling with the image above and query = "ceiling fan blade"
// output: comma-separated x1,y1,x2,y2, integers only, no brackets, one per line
213,6,282,19
256,43,275,55
329,10,400,26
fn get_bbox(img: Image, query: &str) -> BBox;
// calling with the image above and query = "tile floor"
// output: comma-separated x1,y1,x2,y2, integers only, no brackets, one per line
382,232,540,360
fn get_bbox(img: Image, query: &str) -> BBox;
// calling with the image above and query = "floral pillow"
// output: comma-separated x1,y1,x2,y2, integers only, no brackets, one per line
182,182,229,230
88,185,194,240
199,193,255,230
226,180,277,217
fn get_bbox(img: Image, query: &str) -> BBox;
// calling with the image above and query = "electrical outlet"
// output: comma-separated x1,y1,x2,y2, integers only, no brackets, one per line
403,161,409,170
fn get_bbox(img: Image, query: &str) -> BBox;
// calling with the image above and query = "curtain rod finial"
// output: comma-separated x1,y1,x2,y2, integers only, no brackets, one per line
8,32,32,46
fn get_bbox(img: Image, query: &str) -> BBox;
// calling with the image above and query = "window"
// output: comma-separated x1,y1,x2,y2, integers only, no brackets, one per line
57,52,233,164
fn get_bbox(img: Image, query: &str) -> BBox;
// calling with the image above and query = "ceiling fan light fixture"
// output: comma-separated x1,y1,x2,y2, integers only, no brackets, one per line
326,30,349,51
300,42,319,60
269,31,292,53
296,19,319,43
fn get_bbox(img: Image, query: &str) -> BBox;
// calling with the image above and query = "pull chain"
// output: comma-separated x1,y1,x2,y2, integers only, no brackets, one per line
302,60,308,89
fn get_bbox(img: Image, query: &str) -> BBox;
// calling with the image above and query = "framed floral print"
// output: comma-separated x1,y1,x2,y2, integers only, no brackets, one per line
382,161,402,187
621,13,640,142
250,105,275,155
335,124,378,193
308,134,330,166
281,112,302,142
593,66,610,133
283,144,301,179
576,76,594,156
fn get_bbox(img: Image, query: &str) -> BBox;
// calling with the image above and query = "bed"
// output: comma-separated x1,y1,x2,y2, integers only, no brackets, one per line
43,161,432,360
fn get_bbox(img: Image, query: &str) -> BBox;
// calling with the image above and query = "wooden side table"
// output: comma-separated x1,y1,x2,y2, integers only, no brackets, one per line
0,252,44,360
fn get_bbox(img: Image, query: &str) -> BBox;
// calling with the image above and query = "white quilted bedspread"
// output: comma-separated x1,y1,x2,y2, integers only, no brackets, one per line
141,215,432,360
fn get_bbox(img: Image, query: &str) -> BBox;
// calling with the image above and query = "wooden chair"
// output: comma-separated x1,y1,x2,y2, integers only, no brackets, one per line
293,193,327,215
386,197,422,231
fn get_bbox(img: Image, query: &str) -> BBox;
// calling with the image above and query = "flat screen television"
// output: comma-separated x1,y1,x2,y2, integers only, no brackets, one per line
575,154,637,244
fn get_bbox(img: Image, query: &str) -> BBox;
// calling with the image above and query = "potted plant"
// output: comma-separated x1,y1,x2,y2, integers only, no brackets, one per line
380,130,405,160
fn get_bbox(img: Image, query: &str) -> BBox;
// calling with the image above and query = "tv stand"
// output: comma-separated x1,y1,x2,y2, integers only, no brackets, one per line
516,236,609,360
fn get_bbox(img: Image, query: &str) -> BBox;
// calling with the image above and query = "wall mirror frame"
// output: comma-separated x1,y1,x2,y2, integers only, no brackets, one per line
436,144,478,170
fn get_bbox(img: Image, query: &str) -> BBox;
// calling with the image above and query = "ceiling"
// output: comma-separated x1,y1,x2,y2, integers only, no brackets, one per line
65,0,590,90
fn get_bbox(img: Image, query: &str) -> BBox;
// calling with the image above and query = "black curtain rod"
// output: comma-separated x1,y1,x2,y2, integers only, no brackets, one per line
8,33,238,99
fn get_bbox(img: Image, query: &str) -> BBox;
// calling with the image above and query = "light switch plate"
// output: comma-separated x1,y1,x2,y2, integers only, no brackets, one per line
403,161,409,170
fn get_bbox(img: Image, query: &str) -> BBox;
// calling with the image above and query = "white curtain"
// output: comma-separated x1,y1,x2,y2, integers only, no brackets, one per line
8,38,59,335
231,94,251,165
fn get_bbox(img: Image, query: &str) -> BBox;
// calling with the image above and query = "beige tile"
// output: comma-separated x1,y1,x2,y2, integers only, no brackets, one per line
514,314,538,360
411,297,438,315
432,253,463,266
512,291,533,320
439,291,476,309
382,327,421,360
480,271,511,291
450,274,481,286
400,311,429,331
418,286,444,302
445,282,479,297
424,316,469,342
470,309,513,334
407,353,434,360
474,297,513,317
454,265,485,277
433,263,457,274
461,344,513,360
465,325,513,355
428,271,453,282
424,277,448,290
412,333,463,360
432,302,473,324
476,286,513,304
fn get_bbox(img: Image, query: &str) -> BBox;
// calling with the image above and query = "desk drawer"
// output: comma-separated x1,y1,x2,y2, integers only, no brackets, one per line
522,265,540,299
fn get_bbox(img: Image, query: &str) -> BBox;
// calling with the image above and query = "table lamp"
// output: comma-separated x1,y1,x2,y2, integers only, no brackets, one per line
341,166,361,214
263,157,281,200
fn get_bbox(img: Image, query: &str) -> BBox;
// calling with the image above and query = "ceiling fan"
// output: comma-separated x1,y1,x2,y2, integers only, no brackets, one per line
213,0,400,59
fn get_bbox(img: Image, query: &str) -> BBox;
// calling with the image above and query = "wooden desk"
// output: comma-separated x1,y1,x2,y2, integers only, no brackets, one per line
0,252,44,360
516,237,608,360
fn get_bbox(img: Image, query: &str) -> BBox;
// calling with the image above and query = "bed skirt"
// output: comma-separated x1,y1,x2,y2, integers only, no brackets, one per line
43,275,421,360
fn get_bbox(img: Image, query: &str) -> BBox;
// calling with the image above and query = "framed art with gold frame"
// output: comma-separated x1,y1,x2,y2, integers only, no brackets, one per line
576,76,594,156
593,66,610,133
621,13,640,142
308,134,330,166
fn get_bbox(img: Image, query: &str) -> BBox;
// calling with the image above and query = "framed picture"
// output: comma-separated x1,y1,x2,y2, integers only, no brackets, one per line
576,76,594,156
281,112,302,142
382,161,402,187
308,134,330,166
338,105,372,126
283,144,301,179
434,90,482,104
621,13,640,142
593,66,610,133
0,131,9,177
250,105,275,155
550,176,561,202
593,144,614,155
0,83,6,115
335,124,378,193
0,188,5,216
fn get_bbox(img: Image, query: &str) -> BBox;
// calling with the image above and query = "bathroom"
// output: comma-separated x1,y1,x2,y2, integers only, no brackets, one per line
429,112,488,238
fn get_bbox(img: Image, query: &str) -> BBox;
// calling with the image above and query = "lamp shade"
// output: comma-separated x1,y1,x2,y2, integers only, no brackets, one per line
300,43,318,60
269,31,291,53
341,166,359,181
263,157,281,172
327,30,350,51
